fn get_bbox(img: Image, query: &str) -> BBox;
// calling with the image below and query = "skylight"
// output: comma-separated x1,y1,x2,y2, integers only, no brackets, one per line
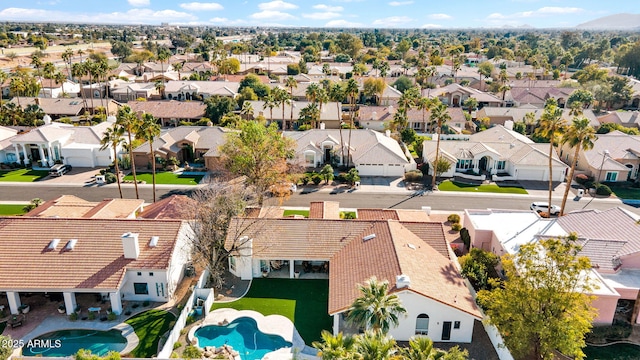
48,238,61,250
407,243,416,250
149,236,159,247
363,234,376,242
64,239,78,251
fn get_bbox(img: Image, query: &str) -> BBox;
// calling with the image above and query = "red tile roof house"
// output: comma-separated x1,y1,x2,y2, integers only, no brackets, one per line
464,207,640,326
224,205,482,343
127,101,207,127
0,217,192,316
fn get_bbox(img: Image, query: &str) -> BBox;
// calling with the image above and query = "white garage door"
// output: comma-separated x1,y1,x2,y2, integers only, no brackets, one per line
95,156,111,167
517,168,545,181
357,164,383,176
65,157,93,167
384,164,405,177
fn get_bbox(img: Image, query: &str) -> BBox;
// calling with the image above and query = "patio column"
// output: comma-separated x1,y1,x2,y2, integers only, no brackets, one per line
38,144,46,166
332,313,340,336
7,291,21,315
20,144,29,164
289,259,295,279
48,144,55,164
63,292,77,315
109,290,123,315
13,146,20,164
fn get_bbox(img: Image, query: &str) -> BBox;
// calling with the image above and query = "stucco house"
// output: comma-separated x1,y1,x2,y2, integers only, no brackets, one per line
476,106,600,129
422,83,502,108
358,106,467,133
464,207,640,326
598,111,640,130
226,203,482,342
24,195,145,219
163,81,240,101
284,129,413,176
558,130,640,183
247,100,343,130
39,79,81,98
0,217,192,316
423,125,568,181
127,101,207,127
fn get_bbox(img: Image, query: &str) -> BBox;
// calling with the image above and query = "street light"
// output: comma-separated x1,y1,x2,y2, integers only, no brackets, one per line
597,150,610,183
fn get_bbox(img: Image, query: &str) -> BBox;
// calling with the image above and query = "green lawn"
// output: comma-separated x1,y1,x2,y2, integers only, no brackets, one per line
606,183,640,200
0,169,49,182
438,180,528,194
125,309,177,357
211,278,331,344
123,172,204,185
0,204,26,215
585,343,640,359
283,209,310,218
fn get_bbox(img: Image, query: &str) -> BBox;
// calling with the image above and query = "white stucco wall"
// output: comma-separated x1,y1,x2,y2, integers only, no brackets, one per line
389,290,477,343
121,269,170,302
166,224,193,298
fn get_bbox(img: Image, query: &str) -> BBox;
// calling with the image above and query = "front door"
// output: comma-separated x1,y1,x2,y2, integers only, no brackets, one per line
442,321,452,340
324,148,331,164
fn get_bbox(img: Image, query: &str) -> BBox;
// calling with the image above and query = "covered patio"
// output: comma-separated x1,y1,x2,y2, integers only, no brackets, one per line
264,260,329,279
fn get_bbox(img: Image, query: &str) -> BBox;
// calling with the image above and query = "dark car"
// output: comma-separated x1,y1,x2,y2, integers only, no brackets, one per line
49,164,73,177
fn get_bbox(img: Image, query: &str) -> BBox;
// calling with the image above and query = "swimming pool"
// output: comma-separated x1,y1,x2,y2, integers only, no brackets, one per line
194,317,292,360
22,329,127,357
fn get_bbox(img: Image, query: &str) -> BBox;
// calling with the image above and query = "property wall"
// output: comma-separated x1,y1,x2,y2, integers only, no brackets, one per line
121,269,170,302
591,294,619,325
390,291,476,343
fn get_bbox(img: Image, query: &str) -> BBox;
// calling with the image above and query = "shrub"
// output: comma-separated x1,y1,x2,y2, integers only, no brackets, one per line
340,211,356,219
186,315,195,325
404,170,423,182
459,248,500,291
107,312,117,321
173,342,182,350
88,312,96,320
460,227,471,249
575,173,590,184
451,223,462,232
182,345,202,360
132,303,139,309
586,322,632,343
297,124,312,131
447,213,461,224
142,300,150,307
124,310,132,316
69,312,79,321
312,174,322,185
596,184,612,196
104,172,116,184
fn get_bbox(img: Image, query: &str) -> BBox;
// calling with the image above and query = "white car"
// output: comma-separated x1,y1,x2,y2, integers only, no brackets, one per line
530,202,560,215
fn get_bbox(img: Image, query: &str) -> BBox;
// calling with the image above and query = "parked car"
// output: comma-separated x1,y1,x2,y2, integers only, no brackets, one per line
49,164,72,177
530,202,560,215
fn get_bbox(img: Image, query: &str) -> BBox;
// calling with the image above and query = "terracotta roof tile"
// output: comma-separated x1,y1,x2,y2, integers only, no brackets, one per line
309,201,341,219
357,209,399,220
0,217,185,291
139,195,197,220
25,196,143,219
128,100,206,120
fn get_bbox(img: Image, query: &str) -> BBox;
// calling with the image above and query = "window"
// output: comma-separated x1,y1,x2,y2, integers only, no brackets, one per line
229,256,236,271
149,272,154,276
454,321,461,329
456,159,473,170
304,152,315,166
415,314,429,335
412,122,421,130
605,172,618,182
137,272,142,276
496,160,506,170
6,153,16,163
133,283,149,295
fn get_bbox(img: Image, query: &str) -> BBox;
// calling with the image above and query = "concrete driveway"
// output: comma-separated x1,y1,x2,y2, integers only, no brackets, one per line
42,167,104,185
358,176,410,193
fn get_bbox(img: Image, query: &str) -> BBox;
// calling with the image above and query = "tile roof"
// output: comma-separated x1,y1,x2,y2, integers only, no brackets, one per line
139,195,197,220
0,217,185,291
127,100,206,119
164,81,240,96
133,126,236,157
248,100,341,122
582,131,640,170
10,97,85,116
308,201,341,219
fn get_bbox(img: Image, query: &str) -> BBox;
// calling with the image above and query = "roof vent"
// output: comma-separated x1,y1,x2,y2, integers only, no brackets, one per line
407,243,416,250
149,236,159,247
396,274,411,289
363,234,376,242
48,238,61,250
64,239,78,251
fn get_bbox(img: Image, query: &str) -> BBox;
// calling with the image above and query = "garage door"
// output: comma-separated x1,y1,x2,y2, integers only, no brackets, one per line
65,157,93,167
357,164,383,176
517,168,545,181
95,155,111,167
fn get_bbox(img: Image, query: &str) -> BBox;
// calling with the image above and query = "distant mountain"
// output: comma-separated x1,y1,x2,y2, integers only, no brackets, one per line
576,13,640,30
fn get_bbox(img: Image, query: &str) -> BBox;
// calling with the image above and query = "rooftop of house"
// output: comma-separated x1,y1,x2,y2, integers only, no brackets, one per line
0,217,186,291
132,125,236,157
163,80,240,96
127,100,206,120
247,100,341,122
138,194,197,220
582,130,640,171
598,111,640,127
422,83,502,104
25,195,144,219
10,97,85,116
358,105,467,125
9,122,112,148
477,106,600,128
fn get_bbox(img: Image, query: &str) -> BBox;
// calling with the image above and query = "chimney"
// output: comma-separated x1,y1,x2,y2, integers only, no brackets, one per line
396,274,411,289
504,120,514,131
122,232,140,259
43,114,52,125
371,111,377,121
320,122,325,130
385,129,391,137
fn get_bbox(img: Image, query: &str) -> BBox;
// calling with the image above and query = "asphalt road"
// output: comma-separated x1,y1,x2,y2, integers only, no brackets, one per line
3,183,636,215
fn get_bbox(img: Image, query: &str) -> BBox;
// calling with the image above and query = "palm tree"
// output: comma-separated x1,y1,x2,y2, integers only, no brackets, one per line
273,87,290,130
346,276,407,334
54,71,67,97
0,70,8,109
100,124,125,199
429,99,451,190
329,82,346,164
312,330,356,360
138,113,161,202
416,96,432,132
559,117,596,216
61,48,74,80
345,78,359,167
316,88,329,129
72,62,88,112
116,106,141,199
240,101,253,121
30,54,43,81
85,60,97,113
305,83,321,104
536,100,567,214
400,336,439,360
157,47,171,98
262,94,277,125
285,76,298,129
172,61,184,80
355,331,397,360
22,198,44,213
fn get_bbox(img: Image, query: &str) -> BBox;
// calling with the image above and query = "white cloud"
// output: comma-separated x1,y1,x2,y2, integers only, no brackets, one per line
303,12,341,20
389,1,413,6
428,13,451,20
249,10,296,20
209,17,246,25
128,0,150,7
0,7,196,24
487,6,583,20
313,4,343,11
421,23,443,29
325,19,363,27
372,16,413,27
258,1,298,10
179,2,223,11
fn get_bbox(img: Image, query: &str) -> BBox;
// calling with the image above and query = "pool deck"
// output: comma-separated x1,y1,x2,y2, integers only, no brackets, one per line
189,308,318,360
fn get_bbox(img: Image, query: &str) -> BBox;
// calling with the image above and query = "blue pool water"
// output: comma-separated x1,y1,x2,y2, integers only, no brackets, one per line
22,329,127,357
194,317,292,360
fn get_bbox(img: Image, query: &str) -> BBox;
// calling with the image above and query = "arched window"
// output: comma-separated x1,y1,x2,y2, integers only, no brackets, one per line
415,314,429,335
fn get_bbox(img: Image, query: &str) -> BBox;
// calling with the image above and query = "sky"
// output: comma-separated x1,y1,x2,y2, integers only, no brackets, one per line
0,0,637,28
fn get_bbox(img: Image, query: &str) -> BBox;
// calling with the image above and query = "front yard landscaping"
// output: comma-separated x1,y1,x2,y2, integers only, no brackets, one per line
125,309,177,358
439,180,528,194
0,169,49,182
0,204,25,215
283,209,310,217
123,172,204,185
605,182,640,200
211,278,331,344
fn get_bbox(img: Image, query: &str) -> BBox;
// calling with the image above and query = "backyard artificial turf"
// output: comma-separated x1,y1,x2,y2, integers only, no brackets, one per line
0,169,49,182
438,180,528,194
123,172,204,185
124,309,176,358
211,278,331,344
0,204,26,215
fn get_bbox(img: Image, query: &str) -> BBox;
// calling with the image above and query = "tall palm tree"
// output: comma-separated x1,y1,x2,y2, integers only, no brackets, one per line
329,82,346,164
0,70,8,109
172,61,184,80
429,99,451,190
346,277,407,334
285,76,298,128
157,47,171,98
536,100,567,214
305,83,321,104
262,94,277,125
415,96,432,132
85,60,97,113
116,106,141,199
61,47,74,80
240,101,253,121
400,336,448,360
273,87,290,130
138,113,162,202
560,117,596,216
100,124,125,199
345,78,359,167
312,330,356,360
72,62,88,112
54,71,67,97
316,88,329,129
355,331,397,360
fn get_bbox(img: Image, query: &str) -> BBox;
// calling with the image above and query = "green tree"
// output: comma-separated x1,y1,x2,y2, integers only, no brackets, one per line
535,99,566,214
329,82,346,164
204,95,236,124
22,197,44,213
100,124,125,199
477,235,597,360
363,77,386,105
346,276,407,334
285,76,298,129
240,101,253,121
477,61,494,91
392,76,413,93
459,248,499,291
220,121,295,205
116,106,141,199
312,331,357,360
462,97,478,114
429,99,451,190
273,87,290,130
138,113,161,202
559,117,596,216
320,164,334,184
345,78,359,167
355,331,397,360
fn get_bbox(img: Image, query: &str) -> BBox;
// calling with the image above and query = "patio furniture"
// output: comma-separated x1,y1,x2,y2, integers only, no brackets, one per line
88,307,101,314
